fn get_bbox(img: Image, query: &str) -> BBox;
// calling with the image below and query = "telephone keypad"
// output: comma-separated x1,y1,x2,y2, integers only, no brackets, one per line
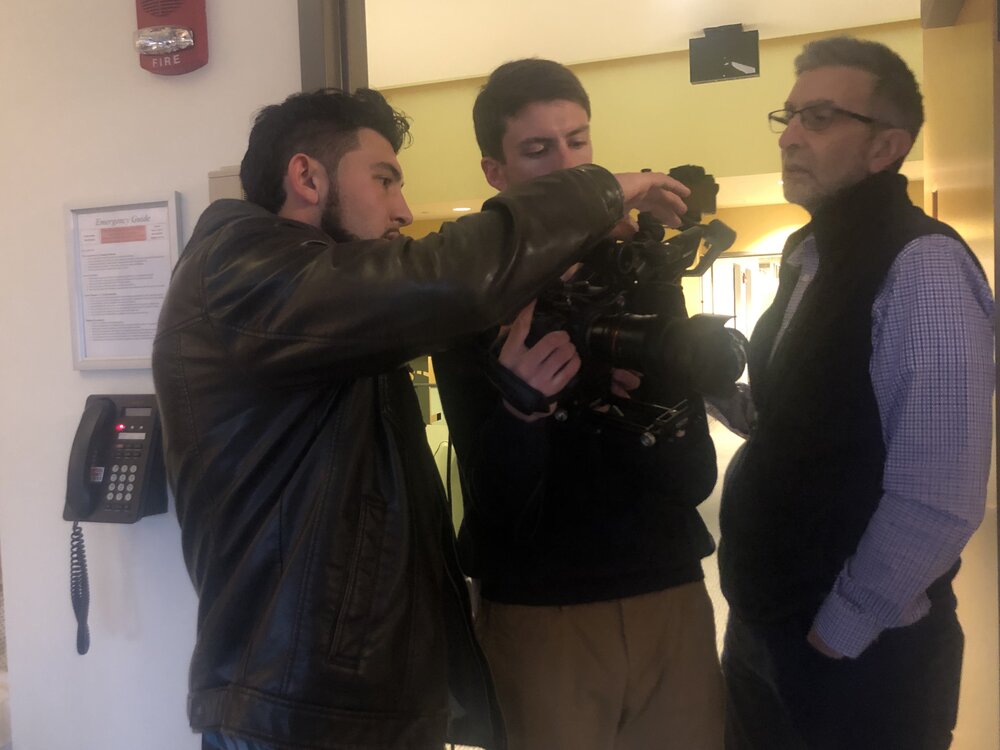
101,437,147,513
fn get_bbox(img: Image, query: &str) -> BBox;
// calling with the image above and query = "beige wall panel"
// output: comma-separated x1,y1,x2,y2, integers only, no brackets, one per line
923,0,999,747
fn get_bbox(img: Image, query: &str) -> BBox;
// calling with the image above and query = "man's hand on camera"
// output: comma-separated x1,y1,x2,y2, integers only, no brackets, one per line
615,171,691,229
498,301,581,422
591,368,643,415
609,368,642,399
609,216,640,241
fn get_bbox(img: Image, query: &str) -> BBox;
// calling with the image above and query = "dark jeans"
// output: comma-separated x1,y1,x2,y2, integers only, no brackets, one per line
722,593,963,750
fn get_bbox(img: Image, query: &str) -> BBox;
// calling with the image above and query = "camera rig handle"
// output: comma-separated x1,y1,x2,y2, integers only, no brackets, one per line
681,219,737,277
564,395,694,448
614,215,736,285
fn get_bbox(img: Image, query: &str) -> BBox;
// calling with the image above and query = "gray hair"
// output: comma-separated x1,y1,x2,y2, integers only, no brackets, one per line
795,36,924,138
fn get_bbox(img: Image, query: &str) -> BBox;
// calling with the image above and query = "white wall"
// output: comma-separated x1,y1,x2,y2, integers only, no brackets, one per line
0,2,301,748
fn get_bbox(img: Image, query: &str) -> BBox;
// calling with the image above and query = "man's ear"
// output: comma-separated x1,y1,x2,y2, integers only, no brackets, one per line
868,128,914,174
481,157,508,192
284,153,328,209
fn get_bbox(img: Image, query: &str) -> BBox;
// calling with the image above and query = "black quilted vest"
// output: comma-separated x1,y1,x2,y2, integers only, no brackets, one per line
719,171,970,622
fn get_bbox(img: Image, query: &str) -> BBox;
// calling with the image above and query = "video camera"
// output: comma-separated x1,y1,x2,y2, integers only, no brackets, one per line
489,165,748,446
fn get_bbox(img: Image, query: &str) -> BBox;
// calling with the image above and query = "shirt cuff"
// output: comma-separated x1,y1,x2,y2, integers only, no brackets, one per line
811,584,931,659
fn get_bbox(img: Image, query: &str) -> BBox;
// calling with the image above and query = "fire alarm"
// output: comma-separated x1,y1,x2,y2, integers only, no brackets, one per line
134,0,208,76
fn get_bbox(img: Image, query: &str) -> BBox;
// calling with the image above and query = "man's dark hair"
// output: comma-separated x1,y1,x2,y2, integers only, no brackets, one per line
240,88,411,213
473,58,591,160
795,37,924,139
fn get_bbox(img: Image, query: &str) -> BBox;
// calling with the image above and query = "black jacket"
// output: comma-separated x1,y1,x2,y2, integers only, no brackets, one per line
151,165,624,750
434,280,718,605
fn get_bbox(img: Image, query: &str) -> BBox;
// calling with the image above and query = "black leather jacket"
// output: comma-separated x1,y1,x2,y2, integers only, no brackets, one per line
152,165,624,750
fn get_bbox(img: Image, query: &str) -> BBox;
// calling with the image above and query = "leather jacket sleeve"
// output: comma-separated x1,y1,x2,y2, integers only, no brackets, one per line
171,164,623,387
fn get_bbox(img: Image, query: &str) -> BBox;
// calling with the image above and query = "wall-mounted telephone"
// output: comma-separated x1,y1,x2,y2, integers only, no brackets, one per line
65,394,167,524
64,394,168,654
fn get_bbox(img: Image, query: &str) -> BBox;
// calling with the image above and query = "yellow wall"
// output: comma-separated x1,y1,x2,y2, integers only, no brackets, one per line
922,1,999,748
384,20,924,218
924,2,996,286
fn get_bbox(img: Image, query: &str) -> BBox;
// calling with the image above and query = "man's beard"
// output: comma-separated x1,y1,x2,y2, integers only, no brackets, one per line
319,183,361,243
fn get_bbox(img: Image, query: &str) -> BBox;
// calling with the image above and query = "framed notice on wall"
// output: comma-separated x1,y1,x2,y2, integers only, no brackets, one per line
65,194,181,370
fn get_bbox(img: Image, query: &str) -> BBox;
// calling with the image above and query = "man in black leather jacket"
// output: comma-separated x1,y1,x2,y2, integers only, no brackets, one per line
152,87,692,750
433,60,726,750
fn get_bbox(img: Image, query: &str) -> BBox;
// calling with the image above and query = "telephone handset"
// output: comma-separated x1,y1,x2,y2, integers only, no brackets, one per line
64,394,168,654
66,397,116,519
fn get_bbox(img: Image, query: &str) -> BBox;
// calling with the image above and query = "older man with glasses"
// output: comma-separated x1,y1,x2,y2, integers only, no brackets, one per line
714,36,994,749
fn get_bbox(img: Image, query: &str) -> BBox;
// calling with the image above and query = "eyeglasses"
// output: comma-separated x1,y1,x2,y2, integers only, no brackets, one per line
768,104,882,133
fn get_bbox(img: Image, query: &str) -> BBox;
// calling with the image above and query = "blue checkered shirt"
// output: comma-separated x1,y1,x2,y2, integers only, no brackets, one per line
776,233,995,658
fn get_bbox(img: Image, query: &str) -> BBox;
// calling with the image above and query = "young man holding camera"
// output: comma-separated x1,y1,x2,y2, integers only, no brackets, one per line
434,59,726,750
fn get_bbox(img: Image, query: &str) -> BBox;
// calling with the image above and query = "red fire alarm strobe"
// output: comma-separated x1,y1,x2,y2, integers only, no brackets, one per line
134,0,208,76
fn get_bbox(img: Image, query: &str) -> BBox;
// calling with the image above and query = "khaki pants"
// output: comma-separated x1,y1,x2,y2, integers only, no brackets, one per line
475,581,725,750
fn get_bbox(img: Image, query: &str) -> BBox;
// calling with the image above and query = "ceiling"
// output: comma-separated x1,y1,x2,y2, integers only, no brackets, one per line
366,0,920,89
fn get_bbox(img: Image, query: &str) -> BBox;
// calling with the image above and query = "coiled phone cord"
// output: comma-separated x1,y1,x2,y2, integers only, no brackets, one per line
70,521,90,655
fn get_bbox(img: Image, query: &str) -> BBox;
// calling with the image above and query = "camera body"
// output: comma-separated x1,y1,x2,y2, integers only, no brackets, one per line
521,166,747,437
